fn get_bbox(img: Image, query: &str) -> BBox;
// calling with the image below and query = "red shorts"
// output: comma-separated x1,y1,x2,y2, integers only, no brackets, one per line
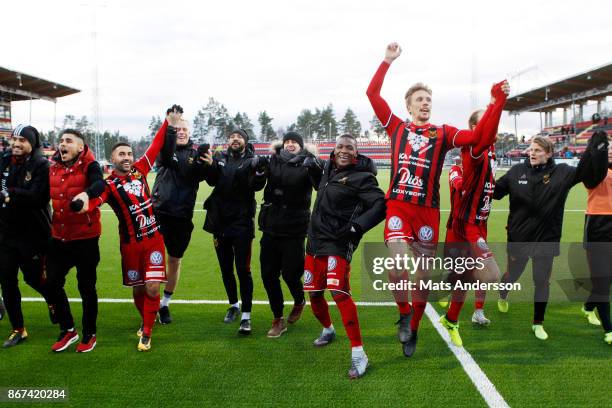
120,236,167,287
303,254,351,295
451,222,493,259
385,200,440,255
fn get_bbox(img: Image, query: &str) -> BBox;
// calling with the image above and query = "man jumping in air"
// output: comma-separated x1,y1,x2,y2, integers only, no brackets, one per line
367,42,508,357
87,106,183,351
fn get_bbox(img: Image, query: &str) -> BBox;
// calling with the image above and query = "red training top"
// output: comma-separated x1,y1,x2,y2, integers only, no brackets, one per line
91,120,168,244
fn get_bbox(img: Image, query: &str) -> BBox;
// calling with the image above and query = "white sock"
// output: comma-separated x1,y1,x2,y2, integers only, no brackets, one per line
231,302,240,309
242,312,251,320
161,292,172,308
323,325,335,335
351,346,365,357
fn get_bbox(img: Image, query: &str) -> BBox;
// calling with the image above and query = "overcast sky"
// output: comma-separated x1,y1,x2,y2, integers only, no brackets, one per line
4,0,611,140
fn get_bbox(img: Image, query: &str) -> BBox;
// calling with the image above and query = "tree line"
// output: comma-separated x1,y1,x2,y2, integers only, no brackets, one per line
148,97,387,143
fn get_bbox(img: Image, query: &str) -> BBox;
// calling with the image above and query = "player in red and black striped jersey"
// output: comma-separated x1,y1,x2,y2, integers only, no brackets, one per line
367,42,509,357
89,106,183,351
440,94,508,346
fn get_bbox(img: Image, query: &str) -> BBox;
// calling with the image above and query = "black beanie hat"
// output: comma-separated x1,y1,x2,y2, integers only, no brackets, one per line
283,131,304,149
12,125,40,149
229,128,249,142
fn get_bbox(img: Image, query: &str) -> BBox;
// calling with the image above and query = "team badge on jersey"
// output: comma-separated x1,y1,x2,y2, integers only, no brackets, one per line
127,270,140,281
25,171,32,182
388,216,403,231
123,179,143,196
150,251,163,265
543,174,550,184
407,132,429,151
131,169,142,180
418,225,434,242
427,127,437,138
327,257,337,272
303,270,313,285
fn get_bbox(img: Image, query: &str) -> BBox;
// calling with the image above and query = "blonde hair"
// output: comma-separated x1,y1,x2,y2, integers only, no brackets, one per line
404,83,432,105
531,136,554,154
468,109,485,129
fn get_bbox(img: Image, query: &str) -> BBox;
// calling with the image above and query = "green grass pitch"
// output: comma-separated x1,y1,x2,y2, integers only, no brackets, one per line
1,169,609,408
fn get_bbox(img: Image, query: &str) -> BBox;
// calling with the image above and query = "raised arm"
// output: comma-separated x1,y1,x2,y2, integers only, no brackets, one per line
135,106,183,173
136,119,169,174
471,81,509,157
366,43,403,135
572,130,609,188
452,81,509,150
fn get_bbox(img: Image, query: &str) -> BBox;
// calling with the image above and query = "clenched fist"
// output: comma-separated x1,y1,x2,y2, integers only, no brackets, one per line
384,42,402,64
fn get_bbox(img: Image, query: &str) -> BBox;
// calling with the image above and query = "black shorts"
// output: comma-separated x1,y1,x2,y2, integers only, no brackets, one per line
584,214,612,243
157,213,194,258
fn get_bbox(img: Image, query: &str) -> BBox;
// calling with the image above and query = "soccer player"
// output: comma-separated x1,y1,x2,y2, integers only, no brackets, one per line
367,42,507,357
88,108,182,351
440,85,508,346
259,132,323,338
0,125,56,348
152,106,213,325
580,130,611,344
305,134,386,379
203,129,267,335
440,159,488,324
46,129,106,353
493,131,608,340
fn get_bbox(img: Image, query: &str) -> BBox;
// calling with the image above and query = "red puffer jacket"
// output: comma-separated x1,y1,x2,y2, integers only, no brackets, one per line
49,146,101,241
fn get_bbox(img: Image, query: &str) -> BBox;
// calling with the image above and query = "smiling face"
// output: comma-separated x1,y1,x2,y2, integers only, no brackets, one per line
111,145,134,174
228,133,246,153
283,139,301,154
334,136,357,169
10,135,32,157
176,120,190,146
59,133,84,163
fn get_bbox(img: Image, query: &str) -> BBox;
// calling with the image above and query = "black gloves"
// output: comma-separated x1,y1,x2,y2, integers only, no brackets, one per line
166,104,184,115
303,155,323,171
70,199,84,212
590,130,609,151
338,222,364,244
197,143,210,157
251,156,270,173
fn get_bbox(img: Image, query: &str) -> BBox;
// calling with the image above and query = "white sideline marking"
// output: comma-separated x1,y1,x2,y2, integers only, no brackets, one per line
21,297,508,406
425,304,510,408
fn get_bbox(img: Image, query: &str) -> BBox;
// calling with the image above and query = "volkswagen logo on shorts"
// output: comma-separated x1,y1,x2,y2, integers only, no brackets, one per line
127,270,140,281
303,270,313,285
418,226,434,242
388,216,403,231
150,251,163,265
327,257,337,272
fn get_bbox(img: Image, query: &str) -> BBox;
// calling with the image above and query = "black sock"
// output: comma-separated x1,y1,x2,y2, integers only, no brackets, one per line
595,302,612,332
